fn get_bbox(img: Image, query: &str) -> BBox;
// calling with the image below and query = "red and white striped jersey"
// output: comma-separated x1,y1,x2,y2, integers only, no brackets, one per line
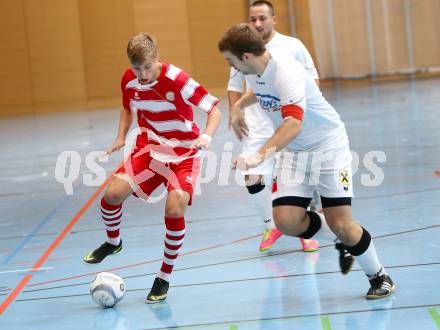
121,62,219,162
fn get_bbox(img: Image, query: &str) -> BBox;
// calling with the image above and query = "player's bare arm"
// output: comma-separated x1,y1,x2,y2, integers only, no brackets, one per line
105,108,133,155
236,117,302,171
227,90,242,129
230,89,258,140
258,117,302,157
191,106,222,150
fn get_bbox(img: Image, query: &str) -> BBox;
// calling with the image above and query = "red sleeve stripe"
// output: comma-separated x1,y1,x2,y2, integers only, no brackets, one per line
174,70,190,88
187,85,206,105
281,104,304,121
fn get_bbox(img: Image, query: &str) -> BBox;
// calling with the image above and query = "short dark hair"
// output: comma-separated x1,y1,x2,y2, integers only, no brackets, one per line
218,23,266,59
250,0,275,16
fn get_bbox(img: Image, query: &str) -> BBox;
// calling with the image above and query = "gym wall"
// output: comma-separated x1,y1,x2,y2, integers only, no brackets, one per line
1,0,438,116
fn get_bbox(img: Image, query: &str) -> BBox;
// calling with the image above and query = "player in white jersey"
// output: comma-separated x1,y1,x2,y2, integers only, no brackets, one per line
218,24,395,299
227,0,319,252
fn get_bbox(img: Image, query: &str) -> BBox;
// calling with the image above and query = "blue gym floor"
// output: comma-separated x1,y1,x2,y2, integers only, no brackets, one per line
0,77,439,329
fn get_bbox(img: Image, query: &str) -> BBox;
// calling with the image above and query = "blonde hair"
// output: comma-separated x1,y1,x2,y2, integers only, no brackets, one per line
127,33,158,64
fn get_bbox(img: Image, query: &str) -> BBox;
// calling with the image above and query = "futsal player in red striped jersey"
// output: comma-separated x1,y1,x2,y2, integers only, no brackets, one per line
83,33,222,303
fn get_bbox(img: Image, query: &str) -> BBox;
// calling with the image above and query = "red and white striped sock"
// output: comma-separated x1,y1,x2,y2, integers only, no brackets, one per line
101,198,122,246
157,216,185,282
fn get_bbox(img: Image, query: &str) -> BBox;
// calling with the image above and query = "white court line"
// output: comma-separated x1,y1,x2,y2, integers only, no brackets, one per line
0,267,54,275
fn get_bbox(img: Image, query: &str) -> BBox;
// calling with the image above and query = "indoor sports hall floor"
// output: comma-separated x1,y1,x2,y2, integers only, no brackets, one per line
0,77,439,330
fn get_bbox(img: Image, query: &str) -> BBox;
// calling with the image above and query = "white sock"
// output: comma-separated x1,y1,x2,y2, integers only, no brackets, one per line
101,198,122,246
250,184,275,230
355,240,386,278
107,237,121,246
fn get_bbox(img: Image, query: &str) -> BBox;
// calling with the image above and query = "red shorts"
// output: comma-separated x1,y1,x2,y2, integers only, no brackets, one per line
115,146,200,205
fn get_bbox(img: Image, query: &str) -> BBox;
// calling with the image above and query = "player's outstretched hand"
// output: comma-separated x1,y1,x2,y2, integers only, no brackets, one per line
104,139,125,155
230,111,248,141
191,133,212,150
232,152,264,171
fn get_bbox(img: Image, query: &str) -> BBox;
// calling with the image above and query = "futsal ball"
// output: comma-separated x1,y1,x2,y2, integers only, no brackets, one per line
90,272,125,308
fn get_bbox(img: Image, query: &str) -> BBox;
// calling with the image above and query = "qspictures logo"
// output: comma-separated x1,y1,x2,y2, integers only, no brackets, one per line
54,128,387,200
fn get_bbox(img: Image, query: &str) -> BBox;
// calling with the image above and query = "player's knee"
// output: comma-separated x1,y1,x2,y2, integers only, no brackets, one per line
273,208,304,236
245,175,263,187
327,216,356,239
246,182,265,194
165,205,185,218
104,188,124,205
165,192,187,218
104,176,131,205
273,218,291,235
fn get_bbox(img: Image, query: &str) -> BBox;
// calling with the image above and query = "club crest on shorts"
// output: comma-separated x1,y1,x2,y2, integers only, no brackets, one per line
339,169,350,191
166,91,175,101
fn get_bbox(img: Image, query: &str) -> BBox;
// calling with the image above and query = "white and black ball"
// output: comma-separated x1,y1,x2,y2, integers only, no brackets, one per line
90,272,125,308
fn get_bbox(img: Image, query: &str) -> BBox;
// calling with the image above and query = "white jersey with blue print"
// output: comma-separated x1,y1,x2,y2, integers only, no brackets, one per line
228,69,274,139
227,32,319,139
246,55,349,152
